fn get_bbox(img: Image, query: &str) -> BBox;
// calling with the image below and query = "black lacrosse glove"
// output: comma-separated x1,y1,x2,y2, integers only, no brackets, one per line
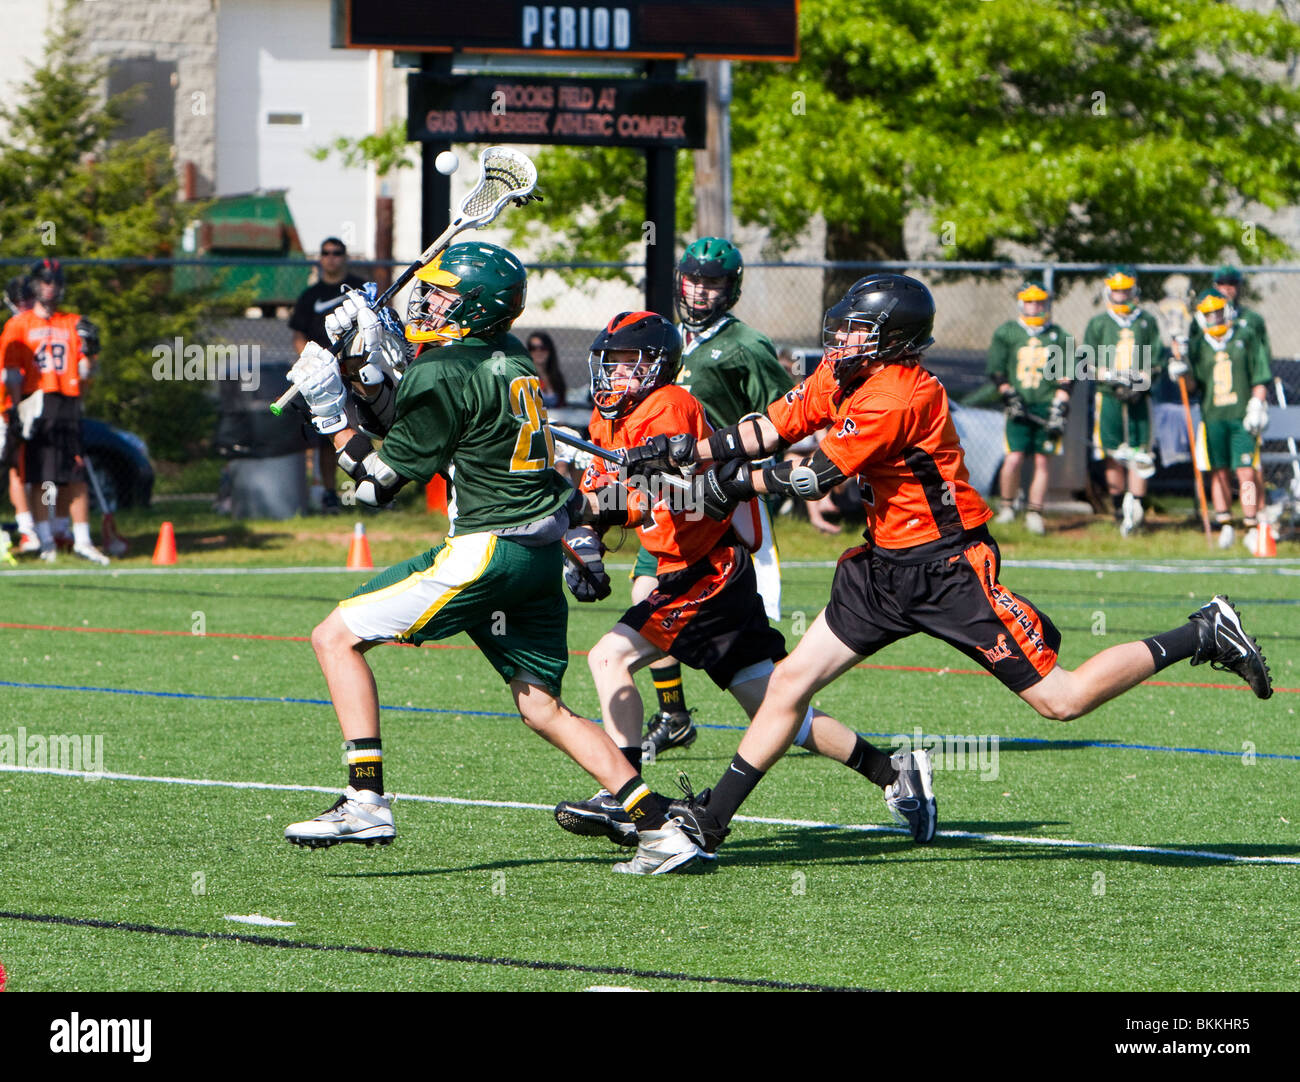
622,433,697,477
563,528,611,602
1001,387,1027,422
76,317,100,358
1045,396,1069,438
696,459,757,521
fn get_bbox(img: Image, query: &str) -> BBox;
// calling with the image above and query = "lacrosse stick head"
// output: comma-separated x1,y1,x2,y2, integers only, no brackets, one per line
406,242,527,343
458,146,538,225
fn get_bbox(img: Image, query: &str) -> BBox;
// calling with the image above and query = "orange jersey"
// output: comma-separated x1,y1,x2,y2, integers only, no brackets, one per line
0,309,83,397
582,385,731,574
768,359,992,552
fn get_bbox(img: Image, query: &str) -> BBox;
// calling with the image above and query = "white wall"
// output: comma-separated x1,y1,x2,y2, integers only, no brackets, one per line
216,0,373,254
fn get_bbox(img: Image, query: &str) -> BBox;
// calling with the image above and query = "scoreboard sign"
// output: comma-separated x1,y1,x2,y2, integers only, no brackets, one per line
407,74,706,148
340,1,799,61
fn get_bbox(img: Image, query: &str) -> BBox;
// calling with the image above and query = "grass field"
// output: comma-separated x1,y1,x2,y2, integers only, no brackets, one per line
1,508,1298,992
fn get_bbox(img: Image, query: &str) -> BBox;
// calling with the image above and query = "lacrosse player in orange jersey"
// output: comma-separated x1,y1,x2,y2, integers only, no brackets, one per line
552,311,922,874
660,274,1272,861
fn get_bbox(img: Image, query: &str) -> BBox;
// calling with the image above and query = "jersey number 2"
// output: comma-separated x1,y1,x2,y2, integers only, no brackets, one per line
508,376,556,472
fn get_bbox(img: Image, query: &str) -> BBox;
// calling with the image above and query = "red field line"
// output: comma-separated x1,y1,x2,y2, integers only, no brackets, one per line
3,621,1294,694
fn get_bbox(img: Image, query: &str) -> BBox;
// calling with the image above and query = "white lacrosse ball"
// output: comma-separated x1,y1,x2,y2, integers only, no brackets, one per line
435,151,460,175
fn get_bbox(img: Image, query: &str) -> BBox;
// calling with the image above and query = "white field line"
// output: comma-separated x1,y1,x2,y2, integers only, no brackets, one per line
4,762,1297,867
4,558,1300,578
224,914,295,927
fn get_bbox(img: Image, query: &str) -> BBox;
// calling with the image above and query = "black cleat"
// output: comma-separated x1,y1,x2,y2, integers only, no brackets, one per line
1189,595,1273,700
645,709,698,755
667,775,728,856
554,790,639,847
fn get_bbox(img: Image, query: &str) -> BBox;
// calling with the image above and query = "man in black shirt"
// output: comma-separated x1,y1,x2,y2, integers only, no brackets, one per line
289,238,364,510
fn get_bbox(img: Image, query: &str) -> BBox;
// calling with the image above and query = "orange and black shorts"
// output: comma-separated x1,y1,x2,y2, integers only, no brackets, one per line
620,543,787,688
825,529,1060,692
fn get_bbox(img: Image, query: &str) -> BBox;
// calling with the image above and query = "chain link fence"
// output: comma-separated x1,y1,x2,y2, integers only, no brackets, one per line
2,257,1298,521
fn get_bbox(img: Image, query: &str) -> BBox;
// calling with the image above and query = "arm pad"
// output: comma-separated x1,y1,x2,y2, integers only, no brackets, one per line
337,434,408,506
760,447,848,501
707,412,786,462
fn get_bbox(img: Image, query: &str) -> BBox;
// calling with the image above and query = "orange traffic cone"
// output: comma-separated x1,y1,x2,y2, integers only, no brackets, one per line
425,475,448,513
346,521,373,570
1255,521,1277,558
151,521,177,565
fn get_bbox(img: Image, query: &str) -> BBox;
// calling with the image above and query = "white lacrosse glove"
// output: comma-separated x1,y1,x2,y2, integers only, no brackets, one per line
1244,396,1269,437
17,389,43,440
1167,357,1190,382
288,343,349,434
324,286,383,351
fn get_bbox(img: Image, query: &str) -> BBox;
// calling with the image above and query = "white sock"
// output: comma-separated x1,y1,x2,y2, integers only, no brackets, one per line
73,522,92,547
15,511,35,534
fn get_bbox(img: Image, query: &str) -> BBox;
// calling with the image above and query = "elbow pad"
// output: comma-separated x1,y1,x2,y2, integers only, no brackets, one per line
707,412,786,462
760,447,847,500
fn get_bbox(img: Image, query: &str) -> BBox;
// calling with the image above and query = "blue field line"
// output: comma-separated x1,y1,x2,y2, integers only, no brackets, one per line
2,677,1298,763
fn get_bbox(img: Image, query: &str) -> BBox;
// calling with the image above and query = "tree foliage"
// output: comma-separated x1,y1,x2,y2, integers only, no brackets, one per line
0,5,228,459
508,0,1300,302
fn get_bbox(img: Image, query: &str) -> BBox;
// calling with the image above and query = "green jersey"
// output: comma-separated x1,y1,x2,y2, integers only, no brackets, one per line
1082,309,1165,397
1237,306,1271,364
986,320,1071,407
378,333,571,535
1185,322,1272,423
675,315,792,429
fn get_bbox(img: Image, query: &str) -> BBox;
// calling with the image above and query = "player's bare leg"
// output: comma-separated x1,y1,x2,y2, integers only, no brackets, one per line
7,468,38,553
309,607,382,740
512,679,637,797
1210,467,1235,545
633,572,698,753
1025,452,1050,534
587,623,661,749
997,450,1025,522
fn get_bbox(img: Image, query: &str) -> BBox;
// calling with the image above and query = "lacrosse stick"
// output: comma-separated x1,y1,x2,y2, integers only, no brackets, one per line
271,145,540,416
1176,368,1214,549
546,425,692,493
84,455,128,557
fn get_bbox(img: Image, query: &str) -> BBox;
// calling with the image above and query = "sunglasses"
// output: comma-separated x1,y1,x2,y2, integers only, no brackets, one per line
321,250,346,257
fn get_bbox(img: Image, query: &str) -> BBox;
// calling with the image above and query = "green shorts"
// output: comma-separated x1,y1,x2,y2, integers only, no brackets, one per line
1199,418,1259,472
632,545,658,580
338,532,569,693
1004,407,1060,456
1093,393,1151,461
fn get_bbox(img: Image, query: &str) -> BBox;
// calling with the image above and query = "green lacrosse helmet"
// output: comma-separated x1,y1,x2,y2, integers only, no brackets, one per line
675,236,743,328
406,242,527,343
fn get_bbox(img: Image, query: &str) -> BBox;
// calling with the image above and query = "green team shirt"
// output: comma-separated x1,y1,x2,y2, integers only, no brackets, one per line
378,333,571,535
1082,309,1165,397
1185,322,1272,423
675,315,792,428
985,320,1071,407
1237,306,1271,364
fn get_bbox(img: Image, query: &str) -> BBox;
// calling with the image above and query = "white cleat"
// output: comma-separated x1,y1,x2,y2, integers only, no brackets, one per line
1218,523,1236,550
16,531,42,555
72,543,111,566
994,505,1016,525
1024,510,1046,535
285,787,395,849
39,545,57,563
612,817,706,875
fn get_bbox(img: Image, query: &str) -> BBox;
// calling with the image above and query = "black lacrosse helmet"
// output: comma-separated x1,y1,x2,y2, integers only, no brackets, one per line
821,274,935,387
29,258,65,305
4,275,33,313
589,311,683,420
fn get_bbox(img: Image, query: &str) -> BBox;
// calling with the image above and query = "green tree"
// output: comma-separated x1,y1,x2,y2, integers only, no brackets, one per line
0,5,227,460
508,1,1300,305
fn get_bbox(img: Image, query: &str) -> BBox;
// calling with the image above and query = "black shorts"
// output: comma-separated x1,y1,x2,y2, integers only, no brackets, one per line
825,529,1061,692
27,393,84,487
621,543,787,688
0,407,19,472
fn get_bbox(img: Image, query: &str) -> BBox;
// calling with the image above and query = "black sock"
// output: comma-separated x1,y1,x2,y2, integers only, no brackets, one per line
846,735,898,789
1143,621,1201,673
1111,493,1124,518
345,737,383,793
652,662,687,715
709,754,766,827
616,776,668,830
620,744,643,772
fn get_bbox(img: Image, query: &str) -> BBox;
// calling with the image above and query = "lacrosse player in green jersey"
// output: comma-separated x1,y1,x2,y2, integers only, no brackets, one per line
1082,265,1167,536
1211,265,1272,365
630,236,795,758
1168,289,1272,550
986,280,1073,535
280,242,702,873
